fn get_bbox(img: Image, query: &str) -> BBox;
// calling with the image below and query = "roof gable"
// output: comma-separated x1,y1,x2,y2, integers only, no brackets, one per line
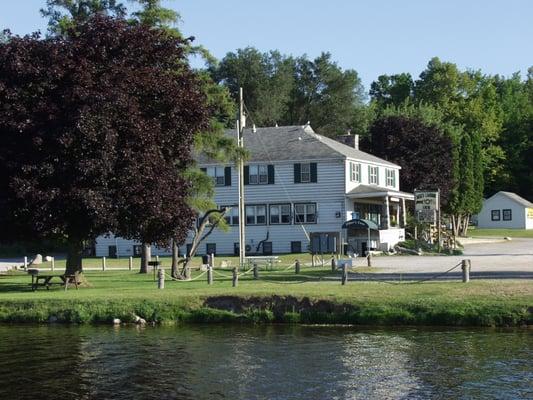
487,191,533,208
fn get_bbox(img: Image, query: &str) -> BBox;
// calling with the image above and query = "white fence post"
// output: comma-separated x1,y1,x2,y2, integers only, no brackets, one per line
102,256,106,271
129,256,133,271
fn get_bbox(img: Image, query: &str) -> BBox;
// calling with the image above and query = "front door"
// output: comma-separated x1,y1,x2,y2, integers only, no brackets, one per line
361,242,368,256
108,245,117,258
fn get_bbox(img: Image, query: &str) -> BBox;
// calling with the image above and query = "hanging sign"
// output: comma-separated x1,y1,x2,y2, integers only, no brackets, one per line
414,190,439,224
414,190,439,211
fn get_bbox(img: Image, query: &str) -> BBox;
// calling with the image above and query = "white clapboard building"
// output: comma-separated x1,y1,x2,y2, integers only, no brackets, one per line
95,125,414,257
476,191,533,229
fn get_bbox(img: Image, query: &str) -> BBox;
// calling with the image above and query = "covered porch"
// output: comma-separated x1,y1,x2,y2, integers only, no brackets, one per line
343,185,414,254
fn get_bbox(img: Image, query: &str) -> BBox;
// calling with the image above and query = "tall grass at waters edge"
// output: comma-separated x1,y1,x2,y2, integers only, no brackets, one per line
0,298,530,327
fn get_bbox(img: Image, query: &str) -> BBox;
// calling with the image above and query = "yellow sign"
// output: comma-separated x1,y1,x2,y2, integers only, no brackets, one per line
528,208,533,219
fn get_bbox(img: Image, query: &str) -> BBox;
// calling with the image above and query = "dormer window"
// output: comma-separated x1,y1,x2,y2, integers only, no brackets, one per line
369,166,379,185
350,162,361,182
386,169,396,187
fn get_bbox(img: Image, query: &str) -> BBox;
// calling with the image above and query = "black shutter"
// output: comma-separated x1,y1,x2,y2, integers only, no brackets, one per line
268,165,275,184
310,163,317,182
200,167,207,173
294,163,301,183
224,166,231,186
244,165,249,185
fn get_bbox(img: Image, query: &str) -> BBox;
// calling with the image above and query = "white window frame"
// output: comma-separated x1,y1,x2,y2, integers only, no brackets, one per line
503,209,512,221
300,163,311,183
369,166,379,185
269,204,291,225
249,164,268,185
245,204,267,225
386,169,396,187
294,203,317,224
350,162,361,182
207,166,225,186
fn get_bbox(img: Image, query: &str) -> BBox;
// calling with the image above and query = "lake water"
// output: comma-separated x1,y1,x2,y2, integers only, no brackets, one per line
0,324,531,400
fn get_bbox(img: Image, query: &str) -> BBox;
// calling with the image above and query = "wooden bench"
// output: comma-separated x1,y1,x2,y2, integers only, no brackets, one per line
28,270,81,291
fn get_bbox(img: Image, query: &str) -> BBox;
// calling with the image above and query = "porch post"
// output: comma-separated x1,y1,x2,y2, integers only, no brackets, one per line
401,198,407,227
396,203,400,227
385,196,390,229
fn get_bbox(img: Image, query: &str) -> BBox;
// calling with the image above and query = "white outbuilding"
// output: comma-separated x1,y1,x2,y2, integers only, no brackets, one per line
476,191,533,229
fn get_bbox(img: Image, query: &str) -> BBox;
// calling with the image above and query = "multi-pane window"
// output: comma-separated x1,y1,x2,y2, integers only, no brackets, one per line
386,169,396,187
350,162,361,182
491,210,500,221
249,165,268,185
369,166,379,185
294,203,317,224
206,166,225,186
245,205,267,225
269,204,291,224
300,163,311,183
503,209,512,221
222,205,238,225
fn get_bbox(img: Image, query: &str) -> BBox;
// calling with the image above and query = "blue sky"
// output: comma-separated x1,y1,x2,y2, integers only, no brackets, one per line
2,0,532,91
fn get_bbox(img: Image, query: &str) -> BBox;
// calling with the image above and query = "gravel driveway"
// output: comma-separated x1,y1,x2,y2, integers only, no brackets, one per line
351,238,533,280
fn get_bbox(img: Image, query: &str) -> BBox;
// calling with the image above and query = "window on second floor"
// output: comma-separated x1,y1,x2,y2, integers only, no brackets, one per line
245,164,274,185
350,162,361,182
207,166,225,186
269,204,291,224
369,166,379,185
386,169,396,187
245,204,267,225
294,162,317,183
249,165,268,184
294,203,317,224
202,166,230,186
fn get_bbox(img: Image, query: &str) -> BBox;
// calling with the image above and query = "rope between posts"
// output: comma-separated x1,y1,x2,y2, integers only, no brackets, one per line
164,270,208,282
349,261,465,285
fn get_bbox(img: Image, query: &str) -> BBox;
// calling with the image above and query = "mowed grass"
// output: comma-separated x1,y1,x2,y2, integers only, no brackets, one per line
1,265,532,326
468,227,533,238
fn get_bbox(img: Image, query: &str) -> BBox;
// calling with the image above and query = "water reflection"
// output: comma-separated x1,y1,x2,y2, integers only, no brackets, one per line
0,324,531,400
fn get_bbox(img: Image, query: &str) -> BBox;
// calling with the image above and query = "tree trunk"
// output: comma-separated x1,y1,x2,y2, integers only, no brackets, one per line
65,239,84,275
460,214,471,237
171,238,180,278
139,243,151,273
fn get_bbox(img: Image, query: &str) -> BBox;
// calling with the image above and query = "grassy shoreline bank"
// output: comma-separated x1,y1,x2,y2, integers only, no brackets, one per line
1,295,531,327
1,269,531,327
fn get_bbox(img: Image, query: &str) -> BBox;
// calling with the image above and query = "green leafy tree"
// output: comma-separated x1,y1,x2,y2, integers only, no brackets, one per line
41,0,126,36
288,52,365,136
0,17,209,275
370,73,414,107
211,47,295,126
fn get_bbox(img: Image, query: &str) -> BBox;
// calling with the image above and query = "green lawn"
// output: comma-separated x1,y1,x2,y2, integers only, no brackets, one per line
468,227,533,238
0,265,531,326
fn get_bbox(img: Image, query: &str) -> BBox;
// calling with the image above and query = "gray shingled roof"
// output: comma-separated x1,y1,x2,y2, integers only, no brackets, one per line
493,191,533,208
197,125,400,167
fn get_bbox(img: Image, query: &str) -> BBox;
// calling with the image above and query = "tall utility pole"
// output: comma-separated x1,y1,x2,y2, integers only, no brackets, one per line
237,87,246,268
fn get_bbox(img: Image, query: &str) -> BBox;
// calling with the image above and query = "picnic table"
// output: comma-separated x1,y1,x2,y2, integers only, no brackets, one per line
28,269,81,291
